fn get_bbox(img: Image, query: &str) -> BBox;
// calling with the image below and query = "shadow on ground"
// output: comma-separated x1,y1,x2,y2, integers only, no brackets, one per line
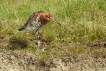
9,37,28,50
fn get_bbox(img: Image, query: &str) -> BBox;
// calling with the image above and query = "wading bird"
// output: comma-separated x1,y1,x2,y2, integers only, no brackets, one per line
18,11,60,47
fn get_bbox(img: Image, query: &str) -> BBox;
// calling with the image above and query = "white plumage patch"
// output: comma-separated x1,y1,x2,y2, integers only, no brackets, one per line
26,21,42,32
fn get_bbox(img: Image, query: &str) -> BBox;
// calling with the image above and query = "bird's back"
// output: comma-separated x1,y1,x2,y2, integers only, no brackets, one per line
19,11,45,32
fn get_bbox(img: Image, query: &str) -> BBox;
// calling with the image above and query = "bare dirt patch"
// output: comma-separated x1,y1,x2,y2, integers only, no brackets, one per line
0,52,106,71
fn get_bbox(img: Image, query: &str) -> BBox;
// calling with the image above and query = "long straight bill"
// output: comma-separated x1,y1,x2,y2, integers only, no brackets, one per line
51,19,60,25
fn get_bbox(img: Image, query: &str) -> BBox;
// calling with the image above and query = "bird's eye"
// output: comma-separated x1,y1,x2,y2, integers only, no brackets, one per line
49,16,51,19
47,16,50,18
47,16,51,19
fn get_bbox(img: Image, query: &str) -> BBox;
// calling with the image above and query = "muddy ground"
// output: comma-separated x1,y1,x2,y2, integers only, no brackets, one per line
0,51,106,71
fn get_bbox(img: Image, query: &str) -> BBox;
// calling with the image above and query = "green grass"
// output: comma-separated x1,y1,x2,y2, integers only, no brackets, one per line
0,0,106,60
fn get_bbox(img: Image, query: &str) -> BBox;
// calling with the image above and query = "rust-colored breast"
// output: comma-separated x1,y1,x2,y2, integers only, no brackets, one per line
39,13,51,25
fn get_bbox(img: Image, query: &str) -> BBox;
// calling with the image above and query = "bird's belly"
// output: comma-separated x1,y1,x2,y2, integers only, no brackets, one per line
26,26,34,31
26,22,42,31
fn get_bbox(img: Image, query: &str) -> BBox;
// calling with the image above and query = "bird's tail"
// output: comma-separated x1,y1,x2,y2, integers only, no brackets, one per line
18,27,25,31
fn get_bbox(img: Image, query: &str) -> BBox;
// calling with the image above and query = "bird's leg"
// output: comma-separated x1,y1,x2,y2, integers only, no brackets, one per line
32,30,40,48
37,31,41,48
32,30,35,35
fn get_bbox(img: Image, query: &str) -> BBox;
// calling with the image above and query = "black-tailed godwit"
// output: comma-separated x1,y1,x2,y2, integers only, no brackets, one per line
18,11,60,47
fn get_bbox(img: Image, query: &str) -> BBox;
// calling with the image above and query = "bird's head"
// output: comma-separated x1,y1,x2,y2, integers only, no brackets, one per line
44,13,60,25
